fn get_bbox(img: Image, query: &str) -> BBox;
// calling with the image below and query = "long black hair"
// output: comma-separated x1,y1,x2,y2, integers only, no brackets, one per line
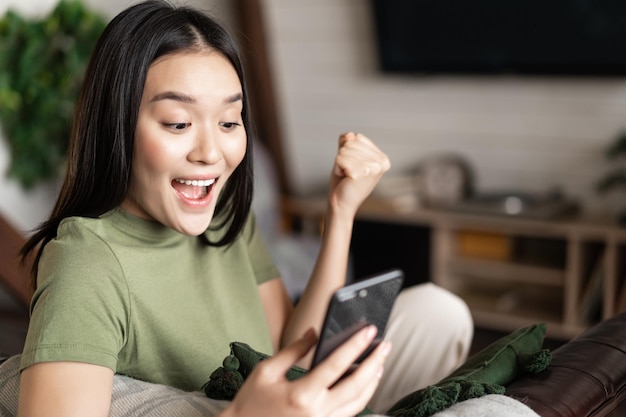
22,0,255,286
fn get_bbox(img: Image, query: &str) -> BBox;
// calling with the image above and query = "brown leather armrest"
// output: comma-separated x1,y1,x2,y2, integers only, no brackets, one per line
506,311,626,417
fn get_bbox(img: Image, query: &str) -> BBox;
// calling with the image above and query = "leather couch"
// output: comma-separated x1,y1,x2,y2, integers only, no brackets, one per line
506,309,626,417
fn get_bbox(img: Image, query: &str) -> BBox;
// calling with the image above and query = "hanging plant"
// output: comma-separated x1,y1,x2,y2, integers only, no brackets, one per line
0,0,106,189
596,131,626,225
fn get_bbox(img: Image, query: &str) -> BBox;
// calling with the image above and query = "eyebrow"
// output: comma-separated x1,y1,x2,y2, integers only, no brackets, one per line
149,91,243,105
224,92,243,104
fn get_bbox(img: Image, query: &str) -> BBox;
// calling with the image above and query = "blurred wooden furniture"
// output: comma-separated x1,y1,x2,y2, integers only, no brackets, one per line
286,196,626,340
0,213,31,308
233,0,291,196
0,213,30,355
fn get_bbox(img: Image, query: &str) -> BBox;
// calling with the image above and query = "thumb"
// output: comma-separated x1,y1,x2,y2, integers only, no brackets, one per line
333,132,356,177
338,131,357,148
267,329,317,374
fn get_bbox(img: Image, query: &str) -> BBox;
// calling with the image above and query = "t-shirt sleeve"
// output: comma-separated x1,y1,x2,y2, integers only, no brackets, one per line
243,212,280,285
20,220,130,372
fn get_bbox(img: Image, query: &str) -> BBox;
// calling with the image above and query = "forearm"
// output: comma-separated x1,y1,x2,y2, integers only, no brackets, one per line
278,132,390,363
280,205,354,359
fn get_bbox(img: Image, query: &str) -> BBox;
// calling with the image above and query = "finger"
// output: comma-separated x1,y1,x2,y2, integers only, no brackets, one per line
339,133,377,156
307,325,378,388
339,132,374,147
333,132,355,176
330,340,392,411
335,148,390,180
335,339,391,389
352,134,391,171
336,157,388,179
338,131,357,149
264,329,317,376
335,132,375,176
335,134,390,176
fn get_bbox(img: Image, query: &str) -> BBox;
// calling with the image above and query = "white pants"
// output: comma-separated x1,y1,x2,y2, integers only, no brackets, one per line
368,283,474,413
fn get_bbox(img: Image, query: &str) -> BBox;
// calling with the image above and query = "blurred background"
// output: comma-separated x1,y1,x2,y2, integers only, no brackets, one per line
1,0,625,233
1,0,626,354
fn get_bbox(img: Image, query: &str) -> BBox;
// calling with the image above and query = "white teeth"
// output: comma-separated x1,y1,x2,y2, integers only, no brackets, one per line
176,178,215,187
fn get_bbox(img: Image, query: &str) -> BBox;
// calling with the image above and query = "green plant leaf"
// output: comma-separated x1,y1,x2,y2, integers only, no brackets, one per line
0,0,106,189
606,132,626,160
596,169,626,193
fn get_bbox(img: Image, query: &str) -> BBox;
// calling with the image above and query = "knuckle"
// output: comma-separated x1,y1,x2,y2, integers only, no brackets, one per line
326,356,348,375
286,386,312,409
253,360,274,379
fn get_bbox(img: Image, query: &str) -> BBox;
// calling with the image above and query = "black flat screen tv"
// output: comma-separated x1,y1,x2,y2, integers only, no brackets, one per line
371,0,626,76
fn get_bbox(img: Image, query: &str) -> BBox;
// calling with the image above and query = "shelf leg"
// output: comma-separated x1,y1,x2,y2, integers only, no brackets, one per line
564,234,581,328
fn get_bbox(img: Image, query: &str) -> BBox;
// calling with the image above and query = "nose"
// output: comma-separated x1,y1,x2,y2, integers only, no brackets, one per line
188,126,221,165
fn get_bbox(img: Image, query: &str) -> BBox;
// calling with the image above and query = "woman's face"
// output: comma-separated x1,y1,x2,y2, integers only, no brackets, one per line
121,51,247,235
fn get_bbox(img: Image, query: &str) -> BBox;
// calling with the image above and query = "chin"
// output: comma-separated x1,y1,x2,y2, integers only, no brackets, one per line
173,213,215,236
172,219,210,236
175,225,209,236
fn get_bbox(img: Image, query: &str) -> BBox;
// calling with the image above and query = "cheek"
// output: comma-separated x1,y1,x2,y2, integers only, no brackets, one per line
134,127,177,178
223,133,247,172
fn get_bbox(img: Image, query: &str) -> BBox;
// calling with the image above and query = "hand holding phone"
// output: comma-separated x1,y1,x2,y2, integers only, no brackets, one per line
311,269,404,371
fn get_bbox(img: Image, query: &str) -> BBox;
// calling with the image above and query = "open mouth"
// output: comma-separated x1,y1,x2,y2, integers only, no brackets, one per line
172,178,216,200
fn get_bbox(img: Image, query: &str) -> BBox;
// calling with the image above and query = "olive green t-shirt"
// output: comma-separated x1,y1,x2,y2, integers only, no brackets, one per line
21,208,279,392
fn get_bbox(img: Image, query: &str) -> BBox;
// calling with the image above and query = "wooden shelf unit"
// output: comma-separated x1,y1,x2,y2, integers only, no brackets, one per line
351,199,626,340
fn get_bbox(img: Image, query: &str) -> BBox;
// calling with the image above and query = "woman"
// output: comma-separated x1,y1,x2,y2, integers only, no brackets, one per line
17,1,472,416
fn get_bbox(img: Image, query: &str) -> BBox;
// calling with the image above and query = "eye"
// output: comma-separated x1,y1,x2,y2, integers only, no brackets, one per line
220,121,242,130
164,122,191,131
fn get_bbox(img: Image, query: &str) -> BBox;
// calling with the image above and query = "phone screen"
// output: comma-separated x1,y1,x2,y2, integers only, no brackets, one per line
311,269,404,368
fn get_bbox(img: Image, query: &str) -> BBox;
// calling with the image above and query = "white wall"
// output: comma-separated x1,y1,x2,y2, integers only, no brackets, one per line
0,0,233,233
263,0,626,219
2,0,625,233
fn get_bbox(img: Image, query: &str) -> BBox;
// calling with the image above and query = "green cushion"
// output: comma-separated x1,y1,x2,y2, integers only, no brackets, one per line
203,342,373,415
386,323,551,417
231,341,309,381
203,324,550,417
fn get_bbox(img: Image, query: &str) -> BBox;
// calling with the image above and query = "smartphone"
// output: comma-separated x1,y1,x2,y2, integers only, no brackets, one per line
311,268,404,371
